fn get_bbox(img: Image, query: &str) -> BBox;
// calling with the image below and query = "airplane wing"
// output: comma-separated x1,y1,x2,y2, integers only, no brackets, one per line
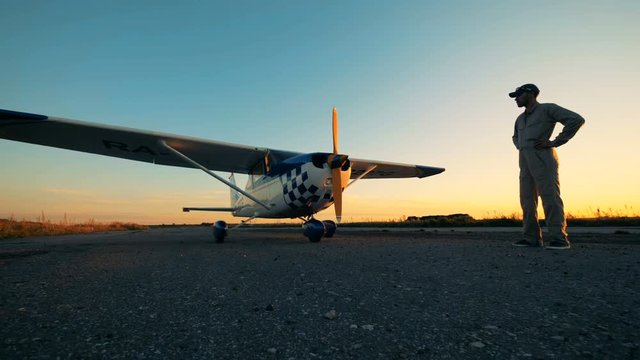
1,108,444,179
350,158,445,179
0,109,300,174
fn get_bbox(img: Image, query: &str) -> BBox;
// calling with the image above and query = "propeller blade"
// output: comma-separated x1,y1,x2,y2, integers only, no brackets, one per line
332,107,338,154
329,107,349,223
332,167,343,223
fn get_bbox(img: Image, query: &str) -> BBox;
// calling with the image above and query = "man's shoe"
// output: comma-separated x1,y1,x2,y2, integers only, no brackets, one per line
546,241,571,250
512,239,541,247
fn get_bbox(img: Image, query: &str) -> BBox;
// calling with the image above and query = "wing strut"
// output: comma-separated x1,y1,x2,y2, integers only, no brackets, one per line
346,165,378,189
158,140,271,211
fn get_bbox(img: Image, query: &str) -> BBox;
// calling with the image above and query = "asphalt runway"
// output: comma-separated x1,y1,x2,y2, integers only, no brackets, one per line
1,227,639,359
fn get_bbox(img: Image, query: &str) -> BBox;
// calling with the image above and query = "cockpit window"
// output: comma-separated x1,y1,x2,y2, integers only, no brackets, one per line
249,161,265,176
248,159,267,186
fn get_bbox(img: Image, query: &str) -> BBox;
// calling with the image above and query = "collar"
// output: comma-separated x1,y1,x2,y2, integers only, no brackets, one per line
524,102,539,115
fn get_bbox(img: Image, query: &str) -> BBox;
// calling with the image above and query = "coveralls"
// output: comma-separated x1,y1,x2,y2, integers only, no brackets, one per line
512,103,585,244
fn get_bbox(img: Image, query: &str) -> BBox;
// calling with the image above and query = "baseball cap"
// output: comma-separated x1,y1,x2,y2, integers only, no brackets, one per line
509,84,539,98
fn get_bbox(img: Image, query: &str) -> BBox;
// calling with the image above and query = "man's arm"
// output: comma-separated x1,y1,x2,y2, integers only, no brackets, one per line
512,120,520,149
548,103,585,147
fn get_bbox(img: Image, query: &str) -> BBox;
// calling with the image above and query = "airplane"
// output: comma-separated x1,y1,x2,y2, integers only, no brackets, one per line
0,107,444,243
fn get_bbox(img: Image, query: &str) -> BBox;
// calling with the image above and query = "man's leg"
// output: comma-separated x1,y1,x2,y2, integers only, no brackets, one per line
538,149,569,247
518,151,542,246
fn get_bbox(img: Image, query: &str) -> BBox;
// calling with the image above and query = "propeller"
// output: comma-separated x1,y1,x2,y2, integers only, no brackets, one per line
328,107,351,223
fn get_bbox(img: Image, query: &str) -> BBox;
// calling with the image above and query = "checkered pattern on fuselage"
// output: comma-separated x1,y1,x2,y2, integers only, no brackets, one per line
281,165,332,209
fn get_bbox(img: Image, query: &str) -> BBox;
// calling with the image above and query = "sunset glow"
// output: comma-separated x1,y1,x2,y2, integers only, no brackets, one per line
1,1,639,224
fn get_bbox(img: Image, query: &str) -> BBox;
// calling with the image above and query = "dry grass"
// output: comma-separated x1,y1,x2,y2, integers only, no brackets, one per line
3,206,638,238
346,211,640,228
0,217,148,239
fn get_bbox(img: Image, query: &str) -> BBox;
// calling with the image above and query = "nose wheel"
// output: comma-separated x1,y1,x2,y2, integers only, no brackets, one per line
302,218,338,242
302,219,324,242
322,220,337,237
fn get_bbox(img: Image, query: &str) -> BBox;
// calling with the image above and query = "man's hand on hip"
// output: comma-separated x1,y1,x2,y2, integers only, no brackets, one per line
535,139,553,149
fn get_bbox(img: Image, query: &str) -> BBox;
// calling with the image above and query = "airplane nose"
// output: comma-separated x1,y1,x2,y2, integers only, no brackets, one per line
329,154,349,169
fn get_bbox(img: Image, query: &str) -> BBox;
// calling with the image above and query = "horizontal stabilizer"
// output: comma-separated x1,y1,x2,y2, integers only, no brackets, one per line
183,207,237,212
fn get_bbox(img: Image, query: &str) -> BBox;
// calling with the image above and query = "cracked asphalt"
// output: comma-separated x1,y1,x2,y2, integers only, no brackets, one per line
1,227,639,359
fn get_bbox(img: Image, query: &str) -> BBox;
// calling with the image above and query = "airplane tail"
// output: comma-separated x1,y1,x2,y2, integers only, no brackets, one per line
229,173,241,205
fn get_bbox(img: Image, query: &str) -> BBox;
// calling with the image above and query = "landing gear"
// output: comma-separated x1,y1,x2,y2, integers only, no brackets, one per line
303,219,325,242
302,218,338,242
322,220,337,238
212,220,227,243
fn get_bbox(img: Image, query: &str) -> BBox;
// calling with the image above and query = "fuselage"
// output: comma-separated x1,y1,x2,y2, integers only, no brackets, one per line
233,153,350,219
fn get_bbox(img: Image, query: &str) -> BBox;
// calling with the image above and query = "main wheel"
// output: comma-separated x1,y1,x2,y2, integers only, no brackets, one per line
213,220,227,243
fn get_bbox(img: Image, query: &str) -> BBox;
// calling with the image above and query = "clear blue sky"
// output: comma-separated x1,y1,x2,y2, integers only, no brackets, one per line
1,0,639,223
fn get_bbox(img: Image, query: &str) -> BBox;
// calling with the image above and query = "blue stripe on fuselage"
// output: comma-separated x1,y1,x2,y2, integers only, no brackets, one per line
247,153,329,189
268,153,328,176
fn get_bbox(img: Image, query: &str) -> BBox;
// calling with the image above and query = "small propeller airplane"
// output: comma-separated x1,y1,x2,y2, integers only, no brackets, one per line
0,107,444,242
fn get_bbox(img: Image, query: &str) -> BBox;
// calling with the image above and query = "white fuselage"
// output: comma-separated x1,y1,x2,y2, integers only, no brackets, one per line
233,161,344,219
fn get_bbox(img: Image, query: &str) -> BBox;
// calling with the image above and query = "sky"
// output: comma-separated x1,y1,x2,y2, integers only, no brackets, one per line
1,0,639,224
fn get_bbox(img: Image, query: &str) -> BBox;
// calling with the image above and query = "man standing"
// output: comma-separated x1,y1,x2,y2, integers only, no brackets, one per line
510,84,585,250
